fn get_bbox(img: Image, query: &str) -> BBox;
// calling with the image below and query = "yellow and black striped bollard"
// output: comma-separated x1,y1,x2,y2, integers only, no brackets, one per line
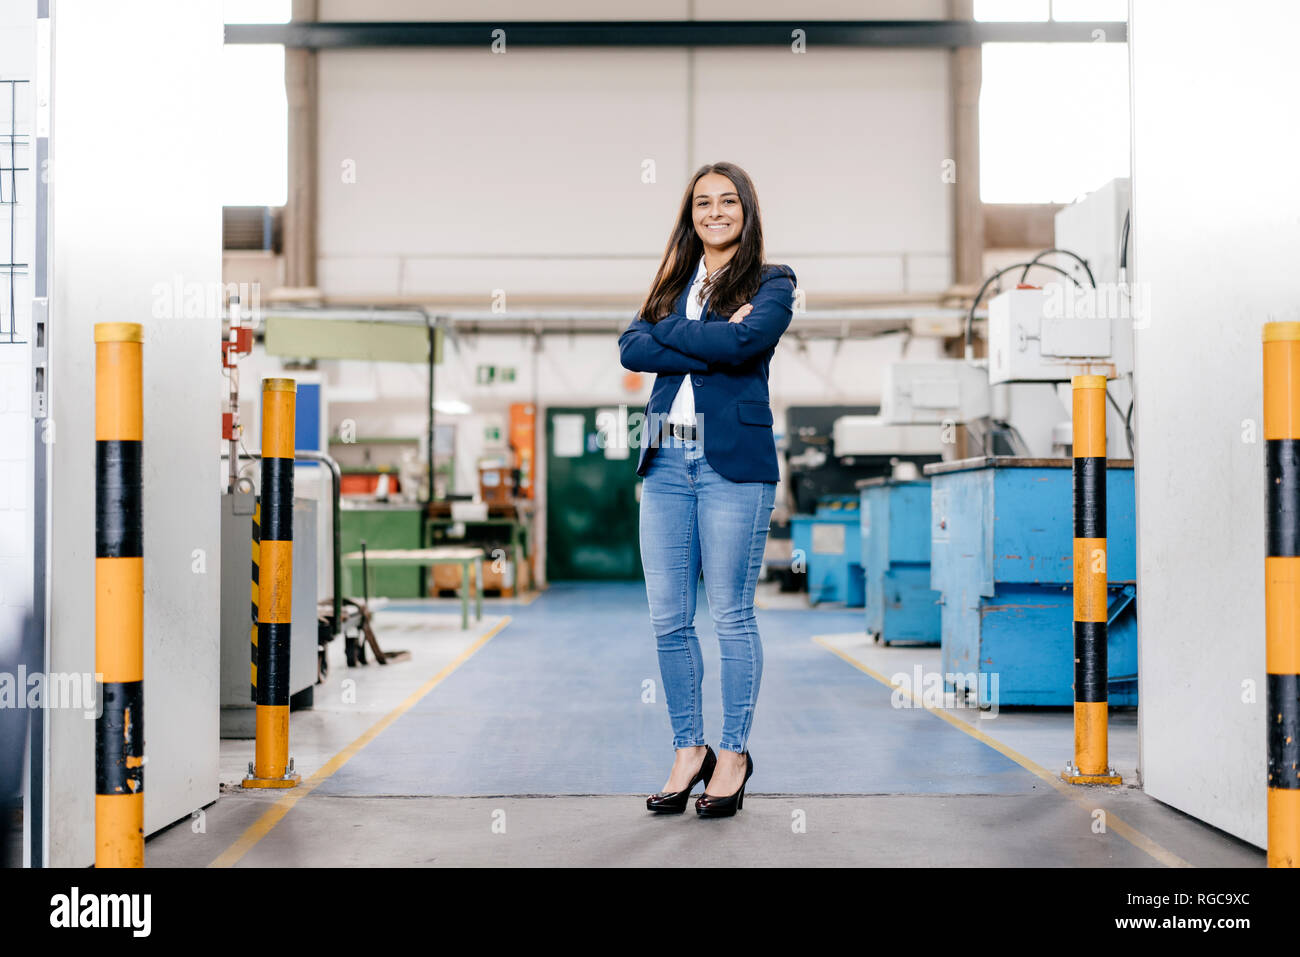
1264,321,1300,866
95,322,145,866
1063,374,1121,786
242,378,301,788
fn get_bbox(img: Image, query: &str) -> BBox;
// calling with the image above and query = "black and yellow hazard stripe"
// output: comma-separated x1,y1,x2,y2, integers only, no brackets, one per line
244,377,300,788
1064,374,1120,785
94,322,145,866
250,501,260,702
1264,322,1300,866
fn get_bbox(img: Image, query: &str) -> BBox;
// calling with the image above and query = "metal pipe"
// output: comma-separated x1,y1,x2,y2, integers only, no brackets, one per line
427,319,437,507
225,296,241,492
260,305,970,324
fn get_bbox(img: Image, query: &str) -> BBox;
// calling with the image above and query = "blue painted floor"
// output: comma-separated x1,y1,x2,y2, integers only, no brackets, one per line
316,581,1037,797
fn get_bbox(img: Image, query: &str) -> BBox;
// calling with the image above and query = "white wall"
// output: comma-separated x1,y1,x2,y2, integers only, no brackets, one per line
1129,0,1300,849
312,1,954,303
47,0,223,865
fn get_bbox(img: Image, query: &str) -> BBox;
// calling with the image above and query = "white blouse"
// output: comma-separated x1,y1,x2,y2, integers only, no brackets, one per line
666,255,710,426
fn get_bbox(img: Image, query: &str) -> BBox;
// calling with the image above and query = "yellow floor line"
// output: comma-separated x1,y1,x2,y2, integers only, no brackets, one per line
209,616,513,868
811,634,1192,868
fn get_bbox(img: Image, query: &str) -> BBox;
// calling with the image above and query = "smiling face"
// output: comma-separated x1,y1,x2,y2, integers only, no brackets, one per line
692,172,744,253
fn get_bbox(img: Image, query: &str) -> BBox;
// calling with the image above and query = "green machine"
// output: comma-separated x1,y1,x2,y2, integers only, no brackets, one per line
338,505,424,598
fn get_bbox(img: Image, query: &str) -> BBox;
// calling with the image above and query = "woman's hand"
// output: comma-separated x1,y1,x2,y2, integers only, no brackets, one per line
728,303,753,324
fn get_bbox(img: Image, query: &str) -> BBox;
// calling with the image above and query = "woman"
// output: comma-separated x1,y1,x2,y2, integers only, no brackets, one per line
618,161,796,818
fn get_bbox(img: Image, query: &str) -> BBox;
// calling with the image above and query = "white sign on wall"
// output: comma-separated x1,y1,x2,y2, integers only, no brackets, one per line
552,414,585,458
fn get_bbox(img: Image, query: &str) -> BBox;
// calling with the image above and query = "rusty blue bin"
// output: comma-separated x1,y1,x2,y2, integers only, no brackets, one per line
926,457,1138,708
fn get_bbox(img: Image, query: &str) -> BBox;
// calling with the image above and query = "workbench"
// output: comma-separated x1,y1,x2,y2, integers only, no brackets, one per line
338,505,425,598
425,516,529,594
343,547,484,630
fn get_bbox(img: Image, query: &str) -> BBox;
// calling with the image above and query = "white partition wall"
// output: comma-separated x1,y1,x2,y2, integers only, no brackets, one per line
46,0,223,865
1129,0,1300,848
314,0,954,302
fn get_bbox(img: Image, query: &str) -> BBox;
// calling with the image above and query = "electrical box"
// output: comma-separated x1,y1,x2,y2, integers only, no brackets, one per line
1041,314,1111,357
832,415,946,456
1054,178,1130,288
880,360,990,425
987,179,1136,386
988,287,1114,385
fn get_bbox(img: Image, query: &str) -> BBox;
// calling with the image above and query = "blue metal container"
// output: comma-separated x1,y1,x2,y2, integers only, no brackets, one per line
790,496,863,606
858,478,941,645
926,457,1138,708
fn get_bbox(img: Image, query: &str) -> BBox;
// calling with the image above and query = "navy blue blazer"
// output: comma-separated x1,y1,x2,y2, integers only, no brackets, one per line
618,262,796,483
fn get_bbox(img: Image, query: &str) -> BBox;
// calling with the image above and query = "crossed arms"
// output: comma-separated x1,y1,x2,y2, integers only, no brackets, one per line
617,317,709,374
617,268,797,374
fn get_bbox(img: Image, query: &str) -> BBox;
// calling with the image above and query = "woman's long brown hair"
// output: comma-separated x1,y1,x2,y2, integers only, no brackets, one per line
637,161,773,324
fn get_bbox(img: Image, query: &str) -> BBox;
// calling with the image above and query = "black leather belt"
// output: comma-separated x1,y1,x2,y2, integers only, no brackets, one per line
663,421,697,441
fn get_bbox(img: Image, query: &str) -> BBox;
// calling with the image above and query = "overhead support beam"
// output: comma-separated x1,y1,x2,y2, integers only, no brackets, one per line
226,19,1127,48
254,305,967,341
283,0,318,290
949,0,984,288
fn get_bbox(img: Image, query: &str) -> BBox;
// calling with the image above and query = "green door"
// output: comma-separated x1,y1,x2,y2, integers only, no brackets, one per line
546,405,645,580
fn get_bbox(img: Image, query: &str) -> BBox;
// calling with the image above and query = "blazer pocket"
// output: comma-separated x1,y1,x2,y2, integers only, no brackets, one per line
736,400,774,426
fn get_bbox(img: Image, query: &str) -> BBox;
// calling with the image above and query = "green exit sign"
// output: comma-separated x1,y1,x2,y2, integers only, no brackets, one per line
476,365,517,384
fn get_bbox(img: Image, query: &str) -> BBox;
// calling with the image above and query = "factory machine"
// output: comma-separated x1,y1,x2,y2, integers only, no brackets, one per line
924,179,1139,707
796,410,955,610
790,495,864,606
772,406,936,601
928,457,1137,706
851,359,990,644
784,413,949,608
783,405,893,514
858,476,937,644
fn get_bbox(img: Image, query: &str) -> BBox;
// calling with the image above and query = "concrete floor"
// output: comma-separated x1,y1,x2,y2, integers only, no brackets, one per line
145,582,1263,867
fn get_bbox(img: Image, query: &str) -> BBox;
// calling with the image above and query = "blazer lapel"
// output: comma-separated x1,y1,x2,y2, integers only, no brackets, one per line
677,268,716,321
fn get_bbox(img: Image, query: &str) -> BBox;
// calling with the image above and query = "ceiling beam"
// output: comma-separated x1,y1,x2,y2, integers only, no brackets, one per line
225,19,1127,48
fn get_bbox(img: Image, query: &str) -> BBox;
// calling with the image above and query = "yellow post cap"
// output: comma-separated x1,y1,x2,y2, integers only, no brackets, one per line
1263,322,1300,343
94,323,143,343
262,377,297,393
1072,374,1108,389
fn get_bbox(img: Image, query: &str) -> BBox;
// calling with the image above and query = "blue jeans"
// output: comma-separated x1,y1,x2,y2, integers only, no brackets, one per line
638,436,776,754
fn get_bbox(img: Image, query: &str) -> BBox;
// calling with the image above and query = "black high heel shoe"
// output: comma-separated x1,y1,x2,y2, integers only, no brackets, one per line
646,746,717,814
695,751,753,818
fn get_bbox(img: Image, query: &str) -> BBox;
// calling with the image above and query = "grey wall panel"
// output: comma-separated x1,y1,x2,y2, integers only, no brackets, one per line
315,45,952,300
1129,0,1300,848
48,0,222,865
